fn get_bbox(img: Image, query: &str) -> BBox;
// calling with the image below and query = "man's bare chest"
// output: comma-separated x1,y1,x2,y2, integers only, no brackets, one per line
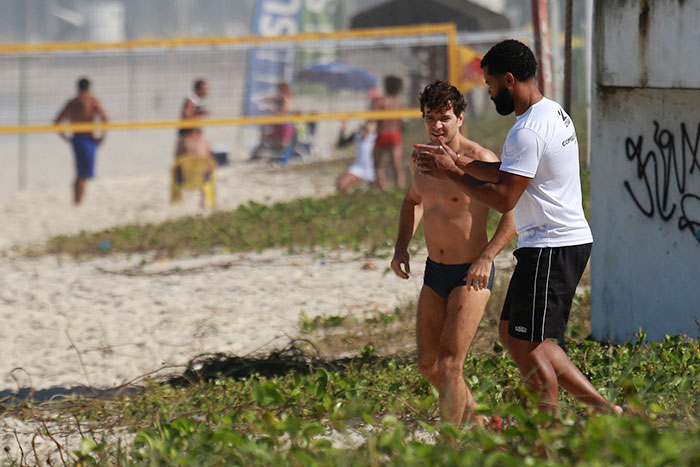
415,175,471,212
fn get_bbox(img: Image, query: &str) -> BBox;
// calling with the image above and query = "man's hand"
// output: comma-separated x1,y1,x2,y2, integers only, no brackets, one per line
465,256,492,291
412,143,461,179
390,250,411,279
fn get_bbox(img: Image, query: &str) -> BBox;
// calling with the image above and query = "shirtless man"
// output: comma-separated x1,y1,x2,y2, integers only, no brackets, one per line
373,75,406,189
54,77,109,205
391,80,515,426
175,128,212,159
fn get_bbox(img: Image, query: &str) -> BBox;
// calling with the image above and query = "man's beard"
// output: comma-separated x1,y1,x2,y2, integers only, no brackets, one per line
491,87,515,115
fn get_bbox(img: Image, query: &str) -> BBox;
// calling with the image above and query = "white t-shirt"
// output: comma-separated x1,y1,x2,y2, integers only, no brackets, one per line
348,131,377,182
499,97,593,248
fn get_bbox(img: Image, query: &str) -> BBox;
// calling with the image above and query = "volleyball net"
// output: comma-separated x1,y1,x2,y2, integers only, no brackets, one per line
0,23,463,135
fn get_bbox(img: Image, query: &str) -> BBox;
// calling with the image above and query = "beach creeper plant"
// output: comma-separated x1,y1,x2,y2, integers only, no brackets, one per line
3,333,699,465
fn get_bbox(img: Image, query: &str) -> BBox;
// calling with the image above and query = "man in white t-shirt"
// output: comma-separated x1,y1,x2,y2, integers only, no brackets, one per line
179,79,210,139
413,40,622,416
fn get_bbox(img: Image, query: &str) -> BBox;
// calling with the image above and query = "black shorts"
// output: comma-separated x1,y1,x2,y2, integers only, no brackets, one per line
500,243,592,347
424,257,495,300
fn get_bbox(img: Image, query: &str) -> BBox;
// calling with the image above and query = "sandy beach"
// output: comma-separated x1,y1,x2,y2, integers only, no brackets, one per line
0,154,435,461
0,157,431,395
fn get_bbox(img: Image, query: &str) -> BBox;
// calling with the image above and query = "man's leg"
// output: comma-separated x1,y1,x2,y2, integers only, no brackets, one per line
416,285,446,388
507,338,560,413
373,145,387,190
74,178,87,205
336,172,359,194
508,337,622,414
390,143,405,189
498,320,510,351
437,287,490,425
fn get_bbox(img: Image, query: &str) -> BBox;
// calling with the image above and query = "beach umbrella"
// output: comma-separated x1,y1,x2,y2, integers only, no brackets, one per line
295,61,377,91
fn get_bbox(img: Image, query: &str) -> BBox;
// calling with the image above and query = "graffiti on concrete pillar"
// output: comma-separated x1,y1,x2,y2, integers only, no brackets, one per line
623,121,700,244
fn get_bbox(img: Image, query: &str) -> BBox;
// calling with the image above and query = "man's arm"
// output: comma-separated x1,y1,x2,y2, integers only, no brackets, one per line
456,159,502,183
413,144,531,213
415,140,502,182
94,98,109,144
181,98,197,119
54,100,72,142
450,171,530,213
464,210,516,290
337,121,354,148
390,165,423,279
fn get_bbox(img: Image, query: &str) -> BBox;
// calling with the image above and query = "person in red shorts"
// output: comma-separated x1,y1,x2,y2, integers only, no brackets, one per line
372,75,406,189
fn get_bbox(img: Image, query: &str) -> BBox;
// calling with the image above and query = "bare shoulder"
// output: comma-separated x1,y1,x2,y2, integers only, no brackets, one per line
458,136,499,163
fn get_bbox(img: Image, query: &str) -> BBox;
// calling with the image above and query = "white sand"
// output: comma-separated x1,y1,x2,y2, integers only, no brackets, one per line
0,156,435,463
0,159,429,394
0,248,426,393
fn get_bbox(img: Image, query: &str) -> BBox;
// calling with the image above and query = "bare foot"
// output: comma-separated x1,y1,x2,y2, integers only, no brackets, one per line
464,413,501,431
594,403,623,415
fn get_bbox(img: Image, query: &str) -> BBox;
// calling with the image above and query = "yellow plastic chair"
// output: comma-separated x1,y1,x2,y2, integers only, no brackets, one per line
170,155,216,208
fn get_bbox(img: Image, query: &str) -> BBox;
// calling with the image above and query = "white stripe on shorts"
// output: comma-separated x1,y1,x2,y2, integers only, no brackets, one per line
531,248,543,341
541,249,553,341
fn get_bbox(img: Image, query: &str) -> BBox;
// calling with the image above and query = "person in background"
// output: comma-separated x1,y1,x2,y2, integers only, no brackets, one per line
336,120,377,193
262,82,295,149
54,77,109,205
175,128,212,160
179,79,210,139
373,75,406,189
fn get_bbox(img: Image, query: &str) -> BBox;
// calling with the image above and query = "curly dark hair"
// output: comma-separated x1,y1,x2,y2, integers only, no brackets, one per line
418,80,466,117
77,77,90,91
480,39,537,81
384,75,403,96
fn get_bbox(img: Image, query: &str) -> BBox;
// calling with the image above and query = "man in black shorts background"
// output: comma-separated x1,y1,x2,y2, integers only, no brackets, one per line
414,40,622,415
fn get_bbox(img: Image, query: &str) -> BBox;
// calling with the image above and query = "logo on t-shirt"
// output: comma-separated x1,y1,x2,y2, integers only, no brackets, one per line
557,108,571,127
514,325,527,333
562,133,577,147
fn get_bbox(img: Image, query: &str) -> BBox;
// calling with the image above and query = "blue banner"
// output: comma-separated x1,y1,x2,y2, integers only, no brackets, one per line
243,0,303,116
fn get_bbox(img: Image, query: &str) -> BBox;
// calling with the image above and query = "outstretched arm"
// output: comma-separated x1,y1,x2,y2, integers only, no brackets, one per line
464,209,516,291
413,143,531,213
415,139,502,182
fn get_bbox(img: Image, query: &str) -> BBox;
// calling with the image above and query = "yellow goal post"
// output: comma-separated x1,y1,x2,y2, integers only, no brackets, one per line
0,23,459,135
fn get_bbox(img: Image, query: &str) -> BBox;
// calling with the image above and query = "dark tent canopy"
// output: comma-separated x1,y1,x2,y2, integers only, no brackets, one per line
351,0,510,31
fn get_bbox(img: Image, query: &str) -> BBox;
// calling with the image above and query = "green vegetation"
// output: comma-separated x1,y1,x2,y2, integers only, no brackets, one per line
35,187,509,258
3,328,699,465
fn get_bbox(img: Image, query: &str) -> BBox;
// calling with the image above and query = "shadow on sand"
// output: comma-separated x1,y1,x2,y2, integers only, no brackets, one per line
0,340,409,405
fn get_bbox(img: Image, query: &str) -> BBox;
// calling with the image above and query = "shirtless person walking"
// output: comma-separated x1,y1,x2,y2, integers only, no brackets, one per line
391,80,515,426
373,75,406,189
54,77,109,205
